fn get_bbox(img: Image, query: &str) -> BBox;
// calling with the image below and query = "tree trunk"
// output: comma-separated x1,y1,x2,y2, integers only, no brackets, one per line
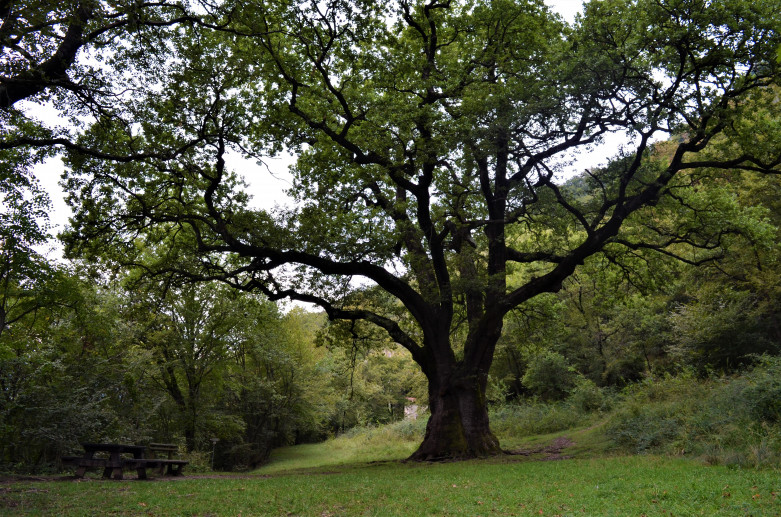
184,425,196,453
408,369,502,461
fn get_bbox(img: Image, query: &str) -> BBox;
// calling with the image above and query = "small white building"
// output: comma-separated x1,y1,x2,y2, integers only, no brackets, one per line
404,397,426,420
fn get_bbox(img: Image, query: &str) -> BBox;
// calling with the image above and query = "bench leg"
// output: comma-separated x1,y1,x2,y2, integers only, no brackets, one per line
136,467,147,480
102,467,112,479
111,467,124,480
75,466,87,478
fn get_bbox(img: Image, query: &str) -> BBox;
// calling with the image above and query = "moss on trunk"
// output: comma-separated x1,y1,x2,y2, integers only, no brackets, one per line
408,376,502,461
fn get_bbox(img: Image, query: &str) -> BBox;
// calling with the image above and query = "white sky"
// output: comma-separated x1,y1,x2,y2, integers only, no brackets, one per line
28,0,589,245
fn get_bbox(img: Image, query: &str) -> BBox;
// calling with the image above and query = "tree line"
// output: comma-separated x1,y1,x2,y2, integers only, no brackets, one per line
0,250,426,471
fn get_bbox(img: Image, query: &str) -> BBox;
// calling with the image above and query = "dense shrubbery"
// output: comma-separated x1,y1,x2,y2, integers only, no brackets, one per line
607,356,781,468
520,351,575,401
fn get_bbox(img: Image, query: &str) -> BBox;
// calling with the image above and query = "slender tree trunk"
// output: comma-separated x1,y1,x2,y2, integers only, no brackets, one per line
184,427,196,453
409,364,501,460
184,399,197,452
185,390,199,452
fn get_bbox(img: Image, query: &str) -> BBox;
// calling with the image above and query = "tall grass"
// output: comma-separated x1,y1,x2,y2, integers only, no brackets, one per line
489,402,593,437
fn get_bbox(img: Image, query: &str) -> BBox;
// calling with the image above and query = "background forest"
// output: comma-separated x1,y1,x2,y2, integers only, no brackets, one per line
2,157,780,473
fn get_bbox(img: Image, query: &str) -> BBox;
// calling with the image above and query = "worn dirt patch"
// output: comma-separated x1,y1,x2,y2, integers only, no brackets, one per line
0,475,69,484
506,436,575,461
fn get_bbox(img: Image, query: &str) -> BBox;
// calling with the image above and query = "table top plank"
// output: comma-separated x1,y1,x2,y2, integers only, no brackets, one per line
148,443,178,449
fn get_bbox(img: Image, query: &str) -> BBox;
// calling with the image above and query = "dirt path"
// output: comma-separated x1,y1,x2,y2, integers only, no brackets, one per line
0,473,267,484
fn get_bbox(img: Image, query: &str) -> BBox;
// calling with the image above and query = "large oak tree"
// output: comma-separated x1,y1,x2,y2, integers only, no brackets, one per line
64,0,780,459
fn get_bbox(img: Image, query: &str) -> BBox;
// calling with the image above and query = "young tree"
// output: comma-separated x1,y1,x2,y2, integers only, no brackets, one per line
126,280,257,452
64,0,780,459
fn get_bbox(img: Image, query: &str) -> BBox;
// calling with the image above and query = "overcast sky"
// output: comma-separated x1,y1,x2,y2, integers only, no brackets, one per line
29,0,590,243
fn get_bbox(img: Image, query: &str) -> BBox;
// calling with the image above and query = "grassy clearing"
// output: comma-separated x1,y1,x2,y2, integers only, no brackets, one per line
256,419,612,476
258,423,422,474
4,367,780,515
3,418,779,516
3,456,780,516
255,399,616,475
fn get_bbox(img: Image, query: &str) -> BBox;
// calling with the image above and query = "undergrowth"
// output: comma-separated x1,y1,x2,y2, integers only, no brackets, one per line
606,355,781,468
256,356,781,474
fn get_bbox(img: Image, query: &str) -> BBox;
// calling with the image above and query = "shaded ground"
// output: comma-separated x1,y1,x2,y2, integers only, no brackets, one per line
0,473,266,483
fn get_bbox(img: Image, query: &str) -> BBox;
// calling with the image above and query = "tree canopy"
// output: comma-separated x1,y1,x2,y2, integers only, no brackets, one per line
22,0,781,459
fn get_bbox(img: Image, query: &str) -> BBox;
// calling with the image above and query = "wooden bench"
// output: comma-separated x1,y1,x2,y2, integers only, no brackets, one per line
147,443,188,476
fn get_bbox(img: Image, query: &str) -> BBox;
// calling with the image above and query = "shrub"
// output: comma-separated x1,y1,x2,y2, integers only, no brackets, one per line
606,357,781,467
568,376,606,412
738,356,781,423
521,351,575,401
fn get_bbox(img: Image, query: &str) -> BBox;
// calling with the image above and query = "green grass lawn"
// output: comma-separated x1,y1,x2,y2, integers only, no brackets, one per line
3,451,779,515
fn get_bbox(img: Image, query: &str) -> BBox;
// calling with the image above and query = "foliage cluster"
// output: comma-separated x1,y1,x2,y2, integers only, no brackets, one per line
492,167,781,400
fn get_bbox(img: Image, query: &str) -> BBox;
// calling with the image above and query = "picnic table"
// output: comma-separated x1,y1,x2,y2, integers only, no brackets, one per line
62,443,188,480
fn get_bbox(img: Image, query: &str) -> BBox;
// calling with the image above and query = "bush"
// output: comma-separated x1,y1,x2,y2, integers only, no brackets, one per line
738,356,781,423
521,351,575,401
608,405,686,454
568,376,606,412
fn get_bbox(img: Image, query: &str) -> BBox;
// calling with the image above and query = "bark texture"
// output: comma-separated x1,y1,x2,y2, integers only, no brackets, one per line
409,369,502,461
